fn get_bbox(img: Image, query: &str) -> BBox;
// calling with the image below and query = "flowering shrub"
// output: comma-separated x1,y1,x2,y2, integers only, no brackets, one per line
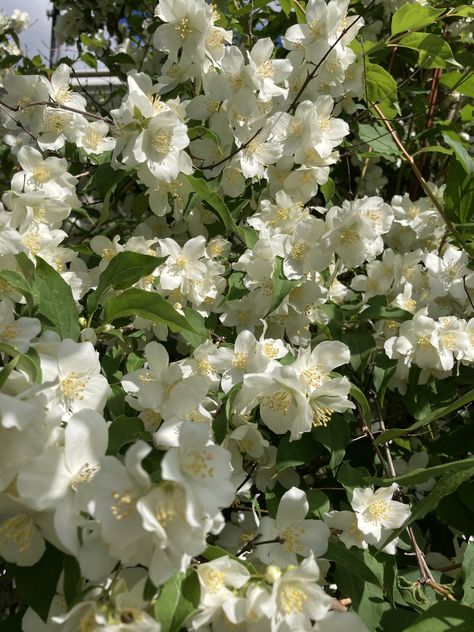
0,0,473,630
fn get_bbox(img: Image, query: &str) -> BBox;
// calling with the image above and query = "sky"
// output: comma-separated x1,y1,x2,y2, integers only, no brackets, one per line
1,0,52,61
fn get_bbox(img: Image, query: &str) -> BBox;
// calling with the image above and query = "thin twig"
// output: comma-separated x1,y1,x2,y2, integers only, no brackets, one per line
372,103,473,257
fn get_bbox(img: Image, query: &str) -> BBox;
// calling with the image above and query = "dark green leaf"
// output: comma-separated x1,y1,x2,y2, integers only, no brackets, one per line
103,288,198,334
87,252,166,314
445,158,474,223
8,545,63,622
107,416,145,455
276,432,324,472
267,257,298,315
32,257,80,341
370,456,474,487
313,415,350,471
63,555,82,607
404,601,474,631
326,541,382,587
376,388,474,444
187,175,244,239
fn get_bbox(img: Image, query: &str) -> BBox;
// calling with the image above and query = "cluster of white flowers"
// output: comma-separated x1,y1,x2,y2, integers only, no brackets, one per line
0,0,472,629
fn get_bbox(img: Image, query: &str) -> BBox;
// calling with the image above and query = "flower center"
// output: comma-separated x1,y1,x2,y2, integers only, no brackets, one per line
232,351,248,369
152,130,172,154
71,463,100,490
279,584,308,614
55,85,72,104
174,17,192,39
32,164,52,184
183,450,215,479
366,499,389,522
111,490,136,520
61,371,88,400
261,388,292,415
281,526,305,553
201,568,225,593
0,514,33,553
339,229,360,246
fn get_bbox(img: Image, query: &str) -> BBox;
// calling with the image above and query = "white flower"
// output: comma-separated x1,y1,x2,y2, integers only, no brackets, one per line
158,236,208,292
351,483,410,541
48,64,87,110
256,487,330,567
40,339,111,418
161,423,235,524
137,482,209,586
16,410,108,553
0,300,41,352
235,364,313,440
324,510,367,550
272,556,332,627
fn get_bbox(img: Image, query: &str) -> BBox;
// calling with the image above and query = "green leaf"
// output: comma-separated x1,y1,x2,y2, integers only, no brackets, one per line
8,544,63,622
440,70,474,98
341,331,375,373
376,388,474,444
180,307,209,349
107,416,145,455
0,343,41,383
87,252,166,314
267,257,298,315
359,304,412,321
90,162,127,197
350,384,371,421
320,178,335,204
32,258,80,340
462,541,474,606
357,123,399,157
364,62,399,120
391,5,445,35
445,158,474,223
393,32,456,69
326,541,382,587
448,6,474,18
306,489,330,519
442,133,474,176
370,456,474,487
0,352,19,388
278,0,292,16
0,269,33,303
0,612,24,631
154,573,185,632
15,252,35,284
313,415,350,471
330,549,385,630
103,288,199,334
404,601,474,631
63,555,82,607
239,225,259,248
412,145,453,157
154,571,201,632
275,432,324,472
186,175,244,239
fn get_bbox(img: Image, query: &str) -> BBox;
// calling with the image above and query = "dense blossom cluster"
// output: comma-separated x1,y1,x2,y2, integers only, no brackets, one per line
0,0,473,630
